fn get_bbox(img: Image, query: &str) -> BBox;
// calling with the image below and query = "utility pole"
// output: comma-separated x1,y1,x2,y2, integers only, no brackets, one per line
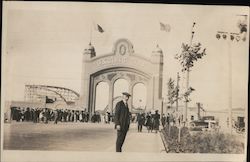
175,22,206,127
215,15,247,134
184,22,196,125
176,72,181,143
197,102,201,120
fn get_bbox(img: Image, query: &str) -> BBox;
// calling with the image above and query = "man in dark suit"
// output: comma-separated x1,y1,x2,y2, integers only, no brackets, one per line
114,92,131,152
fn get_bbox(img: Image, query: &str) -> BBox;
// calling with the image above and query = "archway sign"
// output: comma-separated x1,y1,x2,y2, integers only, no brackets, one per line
79,38,164,115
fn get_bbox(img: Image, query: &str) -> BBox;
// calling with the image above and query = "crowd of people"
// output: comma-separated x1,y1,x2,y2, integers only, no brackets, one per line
136,110,161,133
10,107,92,124
9,106,181,129
9,107,116,124
136,110,183,133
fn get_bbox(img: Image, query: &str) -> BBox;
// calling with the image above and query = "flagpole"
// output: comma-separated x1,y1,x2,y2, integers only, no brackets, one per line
90,21,93,44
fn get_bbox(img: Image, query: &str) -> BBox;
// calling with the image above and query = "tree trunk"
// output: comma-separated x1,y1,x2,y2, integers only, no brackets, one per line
184,69,189,126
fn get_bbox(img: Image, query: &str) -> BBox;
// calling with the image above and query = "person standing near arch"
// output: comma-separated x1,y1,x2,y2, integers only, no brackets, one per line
114,92,131,152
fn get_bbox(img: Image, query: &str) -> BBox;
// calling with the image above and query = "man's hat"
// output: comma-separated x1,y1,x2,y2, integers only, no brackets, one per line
122,92,131,97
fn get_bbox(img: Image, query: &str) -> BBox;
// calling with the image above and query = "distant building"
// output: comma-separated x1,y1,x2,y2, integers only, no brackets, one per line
204,108,246,131
164,103,246,130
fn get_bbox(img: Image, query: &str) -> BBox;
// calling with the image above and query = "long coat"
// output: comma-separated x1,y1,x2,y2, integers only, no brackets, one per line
153,113,160,130
114,100,130,131
137,114,145,125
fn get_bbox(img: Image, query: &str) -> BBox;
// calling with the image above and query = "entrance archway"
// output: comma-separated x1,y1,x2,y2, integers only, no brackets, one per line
80,38,164,116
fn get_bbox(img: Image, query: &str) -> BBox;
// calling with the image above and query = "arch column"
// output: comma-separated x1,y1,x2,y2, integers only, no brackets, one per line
146,78,153,111
91,81,97,115
108,81,114,114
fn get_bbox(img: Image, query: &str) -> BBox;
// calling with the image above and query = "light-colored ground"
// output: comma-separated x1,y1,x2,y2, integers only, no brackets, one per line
106,124,165,153
2,122,246,162
3,122,164,153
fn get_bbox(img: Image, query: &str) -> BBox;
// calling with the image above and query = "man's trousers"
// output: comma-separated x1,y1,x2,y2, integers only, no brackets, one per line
116,130,128,152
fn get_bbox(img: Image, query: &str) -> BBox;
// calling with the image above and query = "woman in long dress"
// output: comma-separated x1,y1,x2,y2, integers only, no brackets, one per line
145,112,152,133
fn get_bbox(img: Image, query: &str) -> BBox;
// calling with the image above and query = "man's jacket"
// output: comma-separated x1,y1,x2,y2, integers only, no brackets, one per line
114,100,130,131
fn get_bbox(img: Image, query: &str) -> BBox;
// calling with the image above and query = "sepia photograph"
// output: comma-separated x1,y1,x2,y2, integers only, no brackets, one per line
1,1,249,162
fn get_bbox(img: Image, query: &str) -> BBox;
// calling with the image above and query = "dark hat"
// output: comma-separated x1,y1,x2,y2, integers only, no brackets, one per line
122,92,131,97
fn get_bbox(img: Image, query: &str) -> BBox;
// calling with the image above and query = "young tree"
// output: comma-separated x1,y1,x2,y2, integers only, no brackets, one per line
167,78,175,109
175,42,206,72
175,41,206,124
183,87,195,103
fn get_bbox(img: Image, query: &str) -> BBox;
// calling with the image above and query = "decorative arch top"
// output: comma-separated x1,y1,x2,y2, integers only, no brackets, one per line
112,38,134,56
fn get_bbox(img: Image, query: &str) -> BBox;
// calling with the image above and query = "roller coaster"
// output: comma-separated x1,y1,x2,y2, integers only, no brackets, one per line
25,85,80,105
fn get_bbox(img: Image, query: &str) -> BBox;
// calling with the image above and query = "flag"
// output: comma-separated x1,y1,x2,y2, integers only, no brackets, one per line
160,22,171,32
45,96,55,103
95,23,104,33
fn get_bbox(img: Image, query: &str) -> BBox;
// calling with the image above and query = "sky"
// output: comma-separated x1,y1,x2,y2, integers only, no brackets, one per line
2,2,249,111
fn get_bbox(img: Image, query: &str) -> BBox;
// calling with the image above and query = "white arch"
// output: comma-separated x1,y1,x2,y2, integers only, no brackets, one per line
95,81,109,111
